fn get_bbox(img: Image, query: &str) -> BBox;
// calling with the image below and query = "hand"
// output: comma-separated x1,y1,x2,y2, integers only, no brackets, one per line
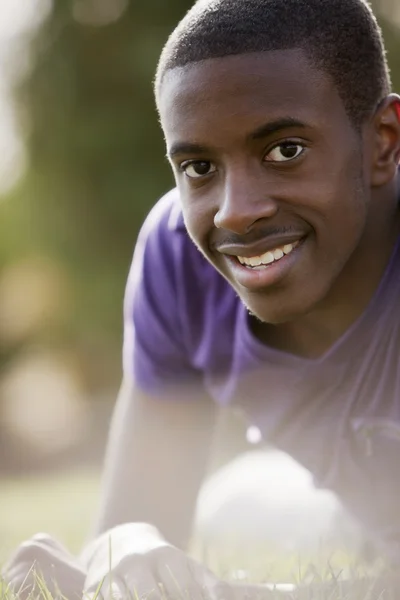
83,523,239,600
2,533,86,600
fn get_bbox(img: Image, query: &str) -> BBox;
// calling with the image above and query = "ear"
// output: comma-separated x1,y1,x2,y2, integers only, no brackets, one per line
370,94,400,187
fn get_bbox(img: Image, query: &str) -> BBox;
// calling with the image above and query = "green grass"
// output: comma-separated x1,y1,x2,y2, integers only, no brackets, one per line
0,569,396,600
0,470,394,599
0,468,101,563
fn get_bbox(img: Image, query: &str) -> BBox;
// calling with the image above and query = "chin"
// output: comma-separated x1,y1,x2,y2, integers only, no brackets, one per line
245,305,294,326
244,294,312,325
242,280,330,325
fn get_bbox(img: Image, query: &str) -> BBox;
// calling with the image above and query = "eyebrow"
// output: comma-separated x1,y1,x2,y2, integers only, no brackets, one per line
167,117,308,159
168,142,211,160
249,117,307,141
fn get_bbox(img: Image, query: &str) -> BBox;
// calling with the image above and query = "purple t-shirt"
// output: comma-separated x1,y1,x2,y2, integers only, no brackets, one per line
124,187,400,559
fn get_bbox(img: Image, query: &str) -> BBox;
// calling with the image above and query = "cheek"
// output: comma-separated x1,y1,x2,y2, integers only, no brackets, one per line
180,194,215,247
329,172,367,230
306,155,366,229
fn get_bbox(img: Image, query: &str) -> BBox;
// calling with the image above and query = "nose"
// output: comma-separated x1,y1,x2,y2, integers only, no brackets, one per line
213,170,279,234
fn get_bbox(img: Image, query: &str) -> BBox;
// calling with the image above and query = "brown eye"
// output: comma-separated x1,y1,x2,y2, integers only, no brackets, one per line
181,161,217,179
266,143,304,163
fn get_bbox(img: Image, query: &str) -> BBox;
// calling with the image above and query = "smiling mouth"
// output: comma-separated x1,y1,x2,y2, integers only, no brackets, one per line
236,240,300,269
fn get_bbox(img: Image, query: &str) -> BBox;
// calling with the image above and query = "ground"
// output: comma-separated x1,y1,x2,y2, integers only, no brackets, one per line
0,465,384,597
0,468,100,563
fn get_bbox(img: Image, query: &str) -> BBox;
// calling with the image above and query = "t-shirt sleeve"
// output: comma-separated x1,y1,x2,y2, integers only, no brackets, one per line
123,195,200,396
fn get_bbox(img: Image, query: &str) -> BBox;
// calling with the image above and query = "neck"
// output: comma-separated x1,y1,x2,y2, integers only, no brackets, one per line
254,183,400,359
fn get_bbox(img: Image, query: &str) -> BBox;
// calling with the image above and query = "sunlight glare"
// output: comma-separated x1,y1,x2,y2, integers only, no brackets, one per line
0,0,52,195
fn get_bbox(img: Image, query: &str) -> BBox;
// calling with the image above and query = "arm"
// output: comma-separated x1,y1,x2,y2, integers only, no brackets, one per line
92,377,217,551
79,379,230,600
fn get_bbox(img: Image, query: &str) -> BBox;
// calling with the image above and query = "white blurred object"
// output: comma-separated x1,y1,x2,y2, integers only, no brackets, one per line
246,426,262,445
0,350,88,454
0,0,52,40
0,256,71,344
195,449,361,553
0,90,26,195
0,0,52,195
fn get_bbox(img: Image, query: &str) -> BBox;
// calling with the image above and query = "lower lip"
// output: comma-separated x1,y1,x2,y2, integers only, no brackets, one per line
224,241,305,290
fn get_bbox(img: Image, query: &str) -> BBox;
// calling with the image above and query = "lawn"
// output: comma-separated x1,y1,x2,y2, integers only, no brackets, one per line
0,467,356,578
0,468,390,599
0,468,101,563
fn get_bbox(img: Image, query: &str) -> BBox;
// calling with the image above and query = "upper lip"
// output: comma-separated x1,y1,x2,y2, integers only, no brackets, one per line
215,234,306,258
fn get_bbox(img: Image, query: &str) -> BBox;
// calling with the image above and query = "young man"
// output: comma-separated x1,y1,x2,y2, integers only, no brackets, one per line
4,0,400,598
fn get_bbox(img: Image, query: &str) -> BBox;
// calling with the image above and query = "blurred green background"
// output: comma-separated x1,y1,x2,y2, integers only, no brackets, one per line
0,0,400,564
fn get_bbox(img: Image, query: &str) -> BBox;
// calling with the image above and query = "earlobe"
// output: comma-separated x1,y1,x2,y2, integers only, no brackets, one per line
370,94,400,187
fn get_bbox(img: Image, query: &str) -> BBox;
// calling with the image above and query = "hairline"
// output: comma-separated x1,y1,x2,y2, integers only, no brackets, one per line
155,47,383,131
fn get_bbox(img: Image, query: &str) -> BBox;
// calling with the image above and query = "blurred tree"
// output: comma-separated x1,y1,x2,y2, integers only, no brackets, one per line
373,0,400,91
1,0,193,389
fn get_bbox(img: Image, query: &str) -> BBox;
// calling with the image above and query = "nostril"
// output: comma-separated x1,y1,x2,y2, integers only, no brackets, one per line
214,195,279,233
213,209,256,234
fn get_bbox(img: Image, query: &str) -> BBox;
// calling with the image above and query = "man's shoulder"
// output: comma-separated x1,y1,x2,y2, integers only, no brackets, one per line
137,188,213,281
139,187,186,244
127,189,239,373
125,190,240,394
133,188,237,316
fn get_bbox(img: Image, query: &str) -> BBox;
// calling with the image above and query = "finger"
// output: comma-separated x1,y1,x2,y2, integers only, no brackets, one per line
187,558,228,598
7,564,84,600
3,538,65,574
2,545,45,587
4,545,86,600
86,559,161,600
84,573,125,600
31,533,66,551
157,557,214,600
118,565,161,600
157,562,196,600
31,533,81,566
4,564,42,600
4,534,69,572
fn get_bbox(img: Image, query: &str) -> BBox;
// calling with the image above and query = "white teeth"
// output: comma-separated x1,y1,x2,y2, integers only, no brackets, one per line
237,240,299,268
260,251,275,265
273,249,284,260
249,256,262,267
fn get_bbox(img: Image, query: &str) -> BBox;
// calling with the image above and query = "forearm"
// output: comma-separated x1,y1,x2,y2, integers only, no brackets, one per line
91,440,203,551
88,383,216,551
91,500,194,554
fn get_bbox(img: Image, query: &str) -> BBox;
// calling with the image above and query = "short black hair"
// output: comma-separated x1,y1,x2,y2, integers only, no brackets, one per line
155,0,391,128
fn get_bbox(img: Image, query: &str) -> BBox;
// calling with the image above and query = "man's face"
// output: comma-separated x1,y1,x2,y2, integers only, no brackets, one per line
158,50,371,324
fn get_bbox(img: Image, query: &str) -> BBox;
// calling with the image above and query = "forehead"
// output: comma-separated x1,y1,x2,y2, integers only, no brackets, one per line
158,49,349,147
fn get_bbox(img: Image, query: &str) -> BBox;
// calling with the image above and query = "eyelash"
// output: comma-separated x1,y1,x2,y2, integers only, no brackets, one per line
266,140,306,162
178,139,307,179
